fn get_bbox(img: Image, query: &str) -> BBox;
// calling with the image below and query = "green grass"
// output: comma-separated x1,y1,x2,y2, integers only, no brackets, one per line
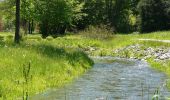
147,58,170,91
0,34,93,99
136,31,170,40
1,30,170,99
49,31,170,57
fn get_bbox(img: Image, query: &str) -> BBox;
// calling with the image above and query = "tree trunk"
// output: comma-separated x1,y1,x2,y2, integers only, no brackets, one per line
28,20,31,34
31,19,34,34
15,0,21,43
21,19,28,35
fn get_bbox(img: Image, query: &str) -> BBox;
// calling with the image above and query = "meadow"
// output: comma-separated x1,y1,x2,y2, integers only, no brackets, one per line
0,32,94,99
1,30,170,99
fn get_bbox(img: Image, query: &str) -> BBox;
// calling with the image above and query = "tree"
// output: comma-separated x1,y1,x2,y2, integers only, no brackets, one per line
138,0,170,33
34,0,84,38
0,0,15,31
21,0,35,34
78,0,133,33
0,0,36,34
110,0,131,33
80,0,106,27
164,0,170,24
15,0,20,43
130,0,140,15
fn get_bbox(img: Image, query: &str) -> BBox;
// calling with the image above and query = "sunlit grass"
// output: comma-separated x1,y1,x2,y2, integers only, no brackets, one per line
137,31,170,40
0,34,93,99
0,30,170,99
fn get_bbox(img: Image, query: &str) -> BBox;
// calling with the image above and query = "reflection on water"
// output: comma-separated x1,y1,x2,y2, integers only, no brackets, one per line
32,57,170,100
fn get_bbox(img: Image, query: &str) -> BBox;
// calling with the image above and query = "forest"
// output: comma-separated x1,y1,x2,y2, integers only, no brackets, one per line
0,0,170,99
0,0,169,39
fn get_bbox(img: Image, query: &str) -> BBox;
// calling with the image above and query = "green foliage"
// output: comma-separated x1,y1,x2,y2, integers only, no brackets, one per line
20,0,35,21
34,0,84,37
111,0,132,32
0,0,15,31
138,0,170,33
77,0,106,27
77,0,133,33
164,0,170,27
0,0,169,35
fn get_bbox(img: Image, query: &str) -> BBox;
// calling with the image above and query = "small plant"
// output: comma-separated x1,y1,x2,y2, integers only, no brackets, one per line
100,50,107,57
22,62,32,100
123,50,130,58
152,88,160,100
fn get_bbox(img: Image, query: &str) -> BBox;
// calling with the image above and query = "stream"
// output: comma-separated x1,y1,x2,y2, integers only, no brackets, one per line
32,57,170,100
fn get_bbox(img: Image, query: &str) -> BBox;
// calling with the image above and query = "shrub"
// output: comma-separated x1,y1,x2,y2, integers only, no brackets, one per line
79,25,114,40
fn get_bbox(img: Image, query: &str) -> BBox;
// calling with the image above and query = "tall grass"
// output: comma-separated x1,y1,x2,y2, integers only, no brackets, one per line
79,25,114,40
0,34,93,99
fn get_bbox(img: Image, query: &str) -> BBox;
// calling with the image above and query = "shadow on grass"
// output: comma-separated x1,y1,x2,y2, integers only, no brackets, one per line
33,44,94,68
0,39,94,69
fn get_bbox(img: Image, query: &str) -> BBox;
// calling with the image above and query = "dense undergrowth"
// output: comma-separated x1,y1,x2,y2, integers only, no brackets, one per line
1,31,170,99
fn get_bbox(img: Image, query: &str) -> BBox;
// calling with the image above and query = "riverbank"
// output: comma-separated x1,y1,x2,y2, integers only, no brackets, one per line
0,33,94,99
47,30,170,90
1,31,170,99
32,57,170,100
113,41,170,90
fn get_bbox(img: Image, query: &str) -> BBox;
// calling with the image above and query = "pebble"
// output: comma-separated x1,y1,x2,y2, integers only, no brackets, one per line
114,44,170,61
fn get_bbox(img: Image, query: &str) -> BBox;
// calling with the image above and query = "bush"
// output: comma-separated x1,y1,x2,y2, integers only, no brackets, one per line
138,0,170,33
79,25,114,40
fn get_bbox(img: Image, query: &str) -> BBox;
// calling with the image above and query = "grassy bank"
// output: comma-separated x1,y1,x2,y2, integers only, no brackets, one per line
48,30,170,89
0,33,94,99
1,31,170,99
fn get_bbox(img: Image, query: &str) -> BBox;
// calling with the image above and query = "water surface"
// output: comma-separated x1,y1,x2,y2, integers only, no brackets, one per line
32,57,170,100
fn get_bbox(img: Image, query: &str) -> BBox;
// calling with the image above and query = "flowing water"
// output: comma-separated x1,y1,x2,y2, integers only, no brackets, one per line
32,57,170,100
